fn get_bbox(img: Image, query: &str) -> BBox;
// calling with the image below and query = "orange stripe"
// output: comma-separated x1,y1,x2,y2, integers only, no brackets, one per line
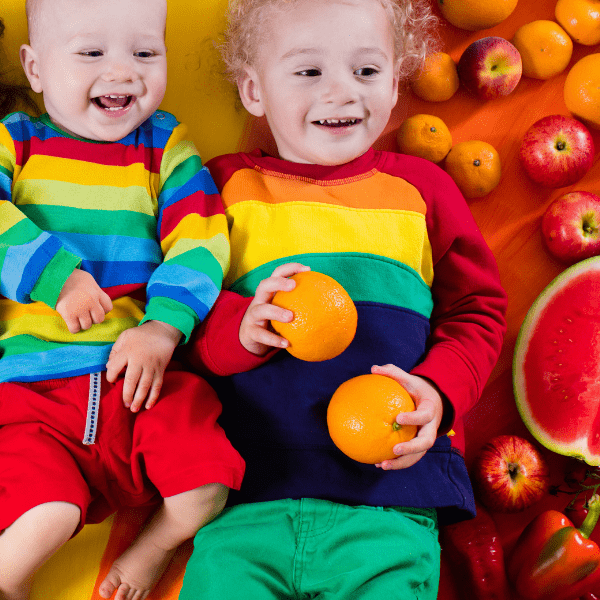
222,168,427,213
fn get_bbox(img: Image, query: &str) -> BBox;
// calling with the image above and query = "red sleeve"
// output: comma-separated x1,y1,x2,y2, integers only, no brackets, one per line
186,290,277,377
380,153,508,427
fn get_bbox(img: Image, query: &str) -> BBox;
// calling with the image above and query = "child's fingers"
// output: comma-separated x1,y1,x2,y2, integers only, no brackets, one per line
254,275,296,303
129,368,154,412
145,376,163,410
100,292,113,314
122,363,143,409
249,303,293,326
248,324,289,349
270,262,310,278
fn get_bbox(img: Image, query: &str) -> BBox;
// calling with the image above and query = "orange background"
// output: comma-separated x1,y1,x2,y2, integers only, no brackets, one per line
2,0,600,598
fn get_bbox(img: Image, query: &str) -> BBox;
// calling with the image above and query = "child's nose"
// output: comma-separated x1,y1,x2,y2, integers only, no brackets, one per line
321,76,358,104
101,60,140,83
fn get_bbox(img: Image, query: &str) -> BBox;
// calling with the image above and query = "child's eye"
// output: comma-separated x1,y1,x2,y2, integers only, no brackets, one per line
296,69,321,77
80,50,103,57
355,67,379,77
135,51,157,58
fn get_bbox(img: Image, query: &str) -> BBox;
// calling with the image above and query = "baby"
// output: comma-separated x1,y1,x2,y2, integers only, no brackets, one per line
0,0,244,599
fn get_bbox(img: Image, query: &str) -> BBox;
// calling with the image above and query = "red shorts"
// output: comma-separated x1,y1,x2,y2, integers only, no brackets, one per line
0,368,245,533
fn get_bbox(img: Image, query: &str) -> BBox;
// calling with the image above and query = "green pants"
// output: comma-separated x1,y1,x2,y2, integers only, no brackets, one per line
179,498,440,600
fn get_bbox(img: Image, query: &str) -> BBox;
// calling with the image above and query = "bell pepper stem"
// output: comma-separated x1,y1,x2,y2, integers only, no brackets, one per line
580,494,600,539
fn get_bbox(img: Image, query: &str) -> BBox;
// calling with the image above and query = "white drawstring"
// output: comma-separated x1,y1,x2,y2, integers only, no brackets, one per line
82,372,101,445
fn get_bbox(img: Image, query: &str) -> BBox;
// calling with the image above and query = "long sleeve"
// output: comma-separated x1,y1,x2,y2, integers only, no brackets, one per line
139,124,230,342
0,123,81,308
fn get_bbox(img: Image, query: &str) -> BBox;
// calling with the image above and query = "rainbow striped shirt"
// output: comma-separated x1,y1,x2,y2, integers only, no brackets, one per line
0,111,229,383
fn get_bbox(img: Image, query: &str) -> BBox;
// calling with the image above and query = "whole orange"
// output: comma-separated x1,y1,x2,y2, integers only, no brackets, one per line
396,114,453,163
327,374,417,464
437,0,518,31
555,0,600,46
410,52,460,102
564,53,600,130
444,140,502,199
271,271,357,362
511,20,573,80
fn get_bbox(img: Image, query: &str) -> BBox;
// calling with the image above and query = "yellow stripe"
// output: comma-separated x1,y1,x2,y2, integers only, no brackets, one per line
165,231,230,272
0,297,144,343
161,212,227,254
0,200,27,233
13,179,158,216
159,123,199,194
16,154,159,195
225,202,433,288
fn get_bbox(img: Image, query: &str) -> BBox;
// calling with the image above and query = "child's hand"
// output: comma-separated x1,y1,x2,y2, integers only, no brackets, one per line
56,269,113,333
106,320,182,412
239,262,310,356
371,364,445,471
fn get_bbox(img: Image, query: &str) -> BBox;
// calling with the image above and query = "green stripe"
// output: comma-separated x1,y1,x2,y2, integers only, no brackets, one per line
0,334,109,357
0,163,12,179
0,214,43,243
167,245,224,288
230,252,434,318
19,204,156,237
161,149,202,193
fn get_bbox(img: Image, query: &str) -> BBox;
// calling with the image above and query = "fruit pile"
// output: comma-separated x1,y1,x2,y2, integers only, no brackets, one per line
396,0,599,218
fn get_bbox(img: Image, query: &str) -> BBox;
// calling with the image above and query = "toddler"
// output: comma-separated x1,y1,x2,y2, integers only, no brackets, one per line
0,1,244,599
179,0,508,598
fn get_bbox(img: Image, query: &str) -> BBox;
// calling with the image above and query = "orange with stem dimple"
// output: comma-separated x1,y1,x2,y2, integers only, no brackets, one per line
327,374,417,464
271,271,357,362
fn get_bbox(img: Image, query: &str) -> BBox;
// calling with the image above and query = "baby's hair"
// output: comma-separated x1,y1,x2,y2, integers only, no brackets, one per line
0,18,39,118
221,0,439,82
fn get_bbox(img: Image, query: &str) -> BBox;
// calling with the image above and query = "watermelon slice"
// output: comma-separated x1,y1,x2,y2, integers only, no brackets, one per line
514,256,600,466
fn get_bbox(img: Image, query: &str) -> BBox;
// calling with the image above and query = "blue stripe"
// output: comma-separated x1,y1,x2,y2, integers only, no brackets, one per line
0,171,12,200
147,282,212,321
147,262,218,302
0,344,112,383
1,233,61,302
80,259,157,288
56,231,162,263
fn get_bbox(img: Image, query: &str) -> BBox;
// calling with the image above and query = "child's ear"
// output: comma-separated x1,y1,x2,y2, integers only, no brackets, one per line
20,44,43,94
237,66,265,118
391,67,400,108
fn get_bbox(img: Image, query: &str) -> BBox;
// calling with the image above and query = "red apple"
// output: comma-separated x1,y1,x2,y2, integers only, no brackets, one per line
472,434,550,513
457,36,522,100
542,191,600,263
519,114,595,188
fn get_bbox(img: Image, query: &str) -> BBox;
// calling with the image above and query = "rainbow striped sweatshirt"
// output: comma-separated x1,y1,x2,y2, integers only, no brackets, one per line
0,111,228,383
189,148,507,522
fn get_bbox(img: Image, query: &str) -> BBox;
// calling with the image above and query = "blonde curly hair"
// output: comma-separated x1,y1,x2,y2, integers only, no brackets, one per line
220,0,439,83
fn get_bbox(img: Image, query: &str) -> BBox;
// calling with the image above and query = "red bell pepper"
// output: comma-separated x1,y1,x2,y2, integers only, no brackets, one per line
508,494,600,600
441,503,511,599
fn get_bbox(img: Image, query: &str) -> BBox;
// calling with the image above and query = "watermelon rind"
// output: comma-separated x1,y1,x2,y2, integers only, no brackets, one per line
513,256,600,466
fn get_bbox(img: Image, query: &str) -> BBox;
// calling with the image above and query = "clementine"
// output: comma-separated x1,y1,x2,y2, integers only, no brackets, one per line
271,271,357,362
444,140,502,199
327,374,417,464
437,0,518,31
396,114,453,163
564,53,600,130
511,20,573,80
555,0,600,46
410,52,460,102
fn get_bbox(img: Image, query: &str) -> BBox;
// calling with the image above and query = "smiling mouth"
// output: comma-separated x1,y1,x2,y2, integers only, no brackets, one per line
92,95,135,111
313,118,362,127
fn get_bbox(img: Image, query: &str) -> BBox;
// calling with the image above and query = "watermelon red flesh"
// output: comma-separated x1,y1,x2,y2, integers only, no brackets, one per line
514,257,600,465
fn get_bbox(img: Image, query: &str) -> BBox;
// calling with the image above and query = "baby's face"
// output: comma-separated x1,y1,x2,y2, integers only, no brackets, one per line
23,0,167,141
241,0,399,165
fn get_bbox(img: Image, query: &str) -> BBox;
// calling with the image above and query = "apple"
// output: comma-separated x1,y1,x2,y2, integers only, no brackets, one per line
542,191,600,263
519,114,595,188
457,36,522,100
472,434,550,513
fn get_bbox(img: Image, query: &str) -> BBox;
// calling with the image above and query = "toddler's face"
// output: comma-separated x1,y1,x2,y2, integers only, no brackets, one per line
22,0,167,141
240,0,399,165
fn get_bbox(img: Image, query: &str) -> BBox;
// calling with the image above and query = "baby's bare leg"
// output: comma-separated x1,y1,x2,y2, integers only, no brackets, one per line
98,483,229,600
0,502,81,600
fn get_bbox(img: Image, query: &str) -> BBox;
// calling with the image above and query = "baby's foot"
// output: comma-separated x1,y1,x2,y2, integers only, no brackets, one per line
97,541,175,600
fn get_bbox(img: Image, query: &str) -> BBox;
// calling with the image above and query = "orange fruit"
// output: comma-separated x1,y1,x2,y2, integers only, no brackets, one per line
327,374,417,464
444,140,502,199
511,20,573,80
564,53,600,130
410,52,460,102
271,271,357,362
437,0,518,31
396,114,453,163
555,0,600,46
